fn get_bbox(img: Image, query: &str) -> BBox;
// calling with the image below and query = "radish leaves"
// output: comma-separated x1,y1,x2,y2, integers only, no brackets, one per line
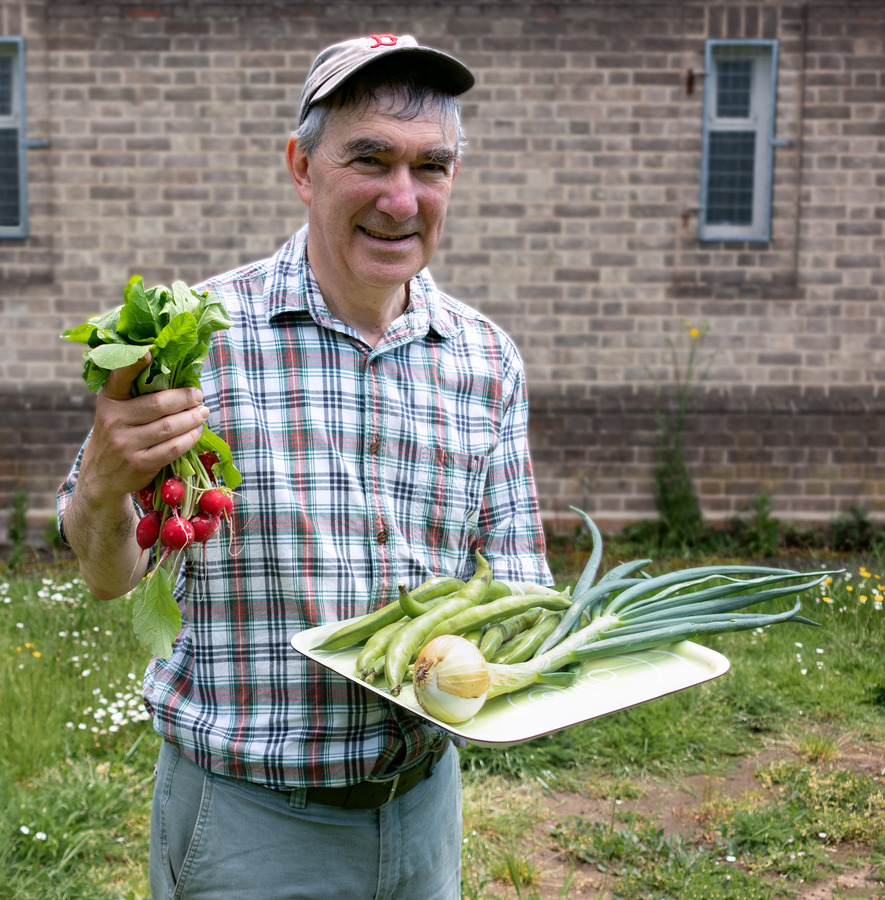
131,560,182,662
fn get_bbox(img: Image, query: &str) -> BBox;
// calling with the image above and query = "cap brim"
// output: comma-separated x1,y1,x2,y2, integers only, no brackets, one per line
299,41,475,125
311,47,475,106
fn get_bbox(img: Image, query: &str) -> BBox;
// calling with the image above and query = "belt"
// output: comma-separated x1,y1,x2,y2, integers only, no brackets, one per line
304,744,448,810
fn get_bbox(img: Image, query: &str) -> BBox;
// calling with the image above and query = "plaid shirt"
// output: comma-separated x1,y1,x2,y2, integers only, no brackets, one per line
58,225,551,788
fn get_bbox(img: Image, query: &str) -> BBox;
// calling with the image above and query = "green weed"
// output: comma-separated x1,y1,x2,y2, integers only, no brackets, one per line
1,564,156,898
552,812,773,899
5,490,29,569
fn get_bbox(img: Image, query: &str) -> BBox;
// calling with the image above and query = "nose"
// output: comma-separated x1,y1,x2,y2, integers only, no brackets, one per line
376,165,419,222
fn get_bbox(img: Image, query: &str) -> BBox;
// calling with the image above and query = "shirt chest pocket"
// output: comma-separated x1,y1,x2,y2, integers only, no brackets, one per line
387,445,490,543
417,446,486,490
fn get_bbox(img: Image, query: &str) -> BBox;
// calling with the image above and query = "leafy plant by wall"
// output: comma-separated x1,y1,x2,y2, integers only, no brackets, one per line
650,322,717,549
5,490,28,569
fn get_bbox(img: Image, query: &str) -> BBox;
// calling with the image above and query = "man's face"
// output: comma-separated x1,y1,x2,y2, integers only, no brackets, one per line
288,96,460,300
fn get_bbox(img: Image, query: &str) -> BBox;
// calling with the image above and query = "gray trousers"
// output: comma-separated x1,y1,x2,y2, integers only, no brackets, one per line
149,740,462,900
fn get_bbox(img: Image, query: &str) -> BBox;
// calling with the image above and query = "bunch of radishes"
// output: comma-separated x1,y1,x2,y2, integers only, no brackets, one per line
134,449,234,559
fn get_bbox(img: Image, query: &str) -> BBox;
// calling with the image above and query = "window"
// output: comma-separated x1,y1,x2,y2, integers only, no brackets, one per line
699,40,778,242
0,38,26,239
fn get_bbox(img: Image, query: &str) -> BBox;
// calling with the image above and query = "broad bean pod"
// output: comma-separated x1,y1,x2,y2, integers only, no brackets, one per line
356,618,408,677
312,596,405,652
492,611,563,665
397,576,465,618
385,551,493,694
421,590,571,648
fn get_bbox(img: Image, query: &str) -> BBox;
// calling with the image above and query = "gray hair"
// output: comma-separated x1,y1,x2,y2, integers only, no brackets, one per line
293,61,467,159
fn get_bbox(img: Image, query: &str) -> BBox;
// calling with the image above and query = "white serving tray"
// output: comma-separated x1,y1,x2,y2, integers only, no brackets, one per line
291,620,730,748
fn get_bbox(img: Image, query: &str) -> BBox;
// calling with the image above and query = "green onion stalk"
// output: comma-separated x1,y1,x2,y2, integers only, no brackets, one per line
411,508,839,724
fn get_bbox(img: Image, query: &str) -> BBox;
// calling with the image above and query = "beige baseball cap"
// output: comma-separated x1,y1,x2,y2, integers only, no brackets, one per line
297,34,475,125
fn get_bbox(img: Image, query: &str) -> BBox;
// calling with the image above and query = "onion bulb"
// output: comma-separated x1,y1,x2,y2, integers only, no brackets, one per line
413,635,491,724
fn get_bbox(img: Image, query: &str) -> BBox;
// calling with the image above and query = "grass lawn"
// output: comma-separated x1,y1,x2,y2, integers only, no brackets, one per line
2,544,884,899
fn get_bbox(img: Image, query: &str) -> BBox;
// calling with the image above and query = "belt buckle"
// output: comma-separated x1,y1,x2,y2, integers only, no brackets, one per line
366,770,401,805
382,772,401,805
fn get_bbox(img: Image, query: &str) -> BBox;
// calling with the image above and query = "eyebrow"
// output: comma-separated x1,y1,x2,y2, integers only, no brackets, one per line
343,137,458,168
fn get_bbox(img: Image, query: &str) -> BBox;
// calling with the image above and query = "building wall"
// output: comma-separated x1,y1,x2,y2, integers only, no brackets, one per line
1,0,883,541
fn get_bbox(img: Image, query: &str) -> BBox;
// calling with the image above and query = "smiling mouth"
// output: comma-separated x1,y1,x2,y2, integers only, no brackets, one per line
361,226,414,242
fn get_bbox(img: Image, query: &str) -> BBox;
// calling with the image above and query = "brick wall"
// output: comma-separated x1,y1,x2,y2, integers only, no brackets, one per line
1,0,884,543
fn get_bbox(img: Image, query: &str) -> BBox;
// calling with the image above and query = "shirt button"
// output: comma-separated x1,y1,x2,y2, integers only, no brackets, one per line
377,530,389,545
368,440,379,455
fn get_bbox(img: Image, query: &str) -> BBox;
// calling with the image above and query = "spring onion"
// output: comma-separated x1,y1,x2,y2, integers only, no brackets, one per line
412,561,834,723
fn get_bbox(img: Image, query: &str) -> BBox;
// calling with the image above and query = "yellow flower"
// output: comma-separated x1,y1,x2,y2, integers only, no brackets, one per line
32,651,41,658
859,595,868,604
689,328,700,338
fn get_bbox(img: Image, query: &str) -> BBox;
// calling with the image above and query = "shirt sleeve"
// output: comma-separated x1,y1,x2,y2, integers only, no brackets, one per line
56,437,87,546
475,343,553,587
56,432,147,552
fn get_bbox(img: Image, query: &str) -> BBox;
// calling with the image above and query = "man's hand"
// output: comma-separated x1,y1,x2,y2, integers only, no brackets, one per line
63,352,210,600
81,352,210,500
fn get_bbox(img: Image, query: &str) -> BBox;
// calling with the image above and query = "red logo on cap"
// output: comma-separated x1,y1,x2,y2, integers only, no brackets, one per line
367,34,399,49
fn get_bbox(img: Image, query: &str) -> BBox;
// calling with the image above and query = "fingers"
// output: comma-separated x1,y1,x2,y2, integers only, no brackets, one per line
119,385,208,428
131,406,210,475
101,352,152,402
85,383,211,501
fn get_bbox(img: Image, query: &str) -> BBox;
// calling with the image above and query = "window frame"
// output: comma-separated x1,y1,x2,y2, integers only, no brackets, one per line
0,37,28,240
698,39,779,243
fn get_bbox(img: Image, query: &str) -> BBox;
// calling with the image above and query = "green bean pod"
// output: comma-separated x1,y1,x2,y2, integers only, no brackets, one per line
385,551,493,694
361,655,385,682
463,628,483,647
492,611,563,665
484,580,514,602
479,608,544,660
397,576,466,618
478,625,506,661
355,618,408,677
421,590,571,648
312,597,405,652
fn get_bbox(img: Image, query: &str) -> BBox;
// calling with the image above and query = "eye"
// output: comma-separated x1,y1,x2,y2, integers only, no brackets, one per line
418,160,454,178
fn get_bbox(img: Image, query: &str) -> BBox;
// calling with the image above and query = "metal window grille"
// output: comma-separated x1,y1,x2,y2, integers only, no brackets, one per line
715,60,752,118
706,131,756,226
0,57,12,115
0,39,26,237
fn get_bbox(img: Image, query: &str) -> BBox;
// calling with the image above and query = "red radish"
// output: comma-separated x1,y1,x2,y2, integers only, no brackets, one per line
189,511,220,543
198,451,220,481
160,515,195,550
199,488,233,519
160,477,185,507
135,485,155,510
136,509,162,549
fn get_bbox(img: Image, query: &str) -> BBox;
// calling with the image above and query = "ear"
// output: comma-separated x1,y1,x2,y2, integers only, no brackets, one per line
286,135,312,206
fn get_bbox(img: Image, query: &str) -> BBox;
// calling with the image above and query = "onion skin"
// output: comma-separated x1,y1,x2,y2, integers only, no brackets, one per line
413,635,491,724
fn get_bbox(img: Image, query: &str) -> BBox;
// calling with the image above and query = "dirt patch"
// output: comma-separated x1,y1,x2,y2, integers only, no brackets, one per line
484,742,885,899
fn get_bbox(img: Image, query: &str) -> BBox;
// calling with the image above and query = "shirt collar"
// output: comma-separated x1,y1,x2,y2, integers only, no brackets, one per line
264,225,462,341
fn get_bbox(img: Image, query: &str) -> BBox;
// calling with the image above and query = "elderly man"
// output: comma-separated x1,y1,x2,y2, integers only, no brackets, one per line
58,34,551,899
